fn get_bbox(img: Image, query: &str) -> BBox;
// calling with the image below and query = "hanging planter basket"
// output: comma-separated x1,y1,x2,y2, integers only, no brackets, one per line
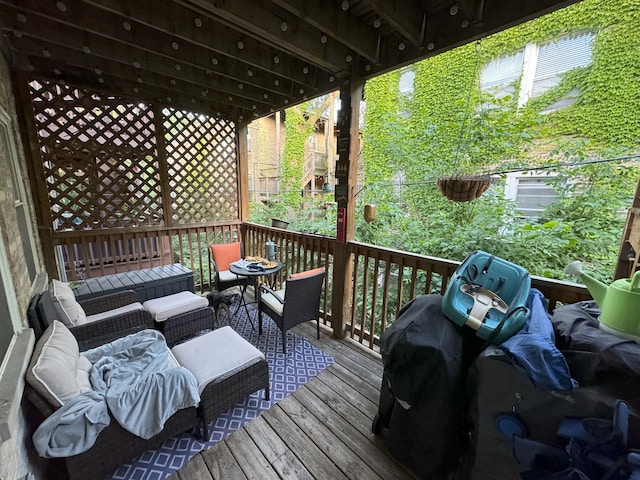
437,175,491,202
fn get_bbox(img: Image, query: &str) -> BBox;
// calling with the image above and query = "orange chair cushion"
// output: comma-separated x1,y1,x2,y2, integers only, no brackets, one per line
289,267,325,280
210,242,242,270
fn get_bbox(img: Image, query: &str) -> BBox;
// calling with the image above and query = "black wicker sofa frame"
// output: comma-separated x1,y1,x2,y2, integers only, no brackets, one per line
29,288,216,347
25,382,198,480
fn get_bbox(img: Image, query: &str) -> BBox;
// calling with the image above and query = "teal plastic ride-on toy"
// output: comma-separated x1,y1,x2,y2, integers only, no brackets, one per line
442,250,531,345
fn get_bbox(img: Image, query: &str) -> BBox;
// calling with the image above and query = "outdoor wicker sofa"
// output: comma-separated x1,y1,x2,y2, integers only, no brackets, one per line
30,285,216,347
25,320,200,480
26,304,270,480
25,383,198,480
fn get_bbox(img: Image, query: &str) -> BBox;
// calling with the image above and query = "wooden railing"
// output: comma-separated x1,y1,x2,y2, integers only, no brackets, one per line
243,226,591,352
52,222,591,354
345,241,591,351
243,222,335,327
53,222,243,291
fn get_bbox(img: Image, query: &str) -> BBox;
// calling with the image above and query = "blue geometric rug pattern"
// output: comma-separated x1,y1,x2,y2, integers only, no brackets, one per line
109,300,334,480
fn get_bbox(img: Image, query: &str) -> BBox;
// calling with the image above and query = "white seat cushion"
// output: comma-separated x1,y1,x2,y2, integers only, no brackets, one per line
86,302,144,323
219,269,248,282
50,279,87,327
171,326,265,394
261,288,286,315
143,291,208,322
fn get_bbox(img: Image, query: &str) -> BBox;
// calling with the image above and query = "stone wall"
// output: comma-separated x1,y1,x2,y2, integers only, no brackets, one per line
0,46,42,317
0,42,47,480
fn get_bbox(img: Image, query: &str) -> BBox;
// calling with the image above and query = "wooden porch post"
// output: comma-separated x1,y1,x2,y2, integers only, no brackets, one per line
237,121,250,242
152,105,174,227
12,72,59,279
331,78,363,339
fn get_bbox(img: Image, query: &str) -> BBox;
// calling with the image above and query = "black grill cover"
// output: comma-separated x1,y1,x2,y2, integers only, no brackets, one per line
374,294,483,479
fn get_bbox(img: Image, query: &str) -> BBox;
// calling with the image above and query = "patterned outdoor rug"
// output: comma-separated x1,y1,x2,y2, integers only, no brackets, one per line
109,298,334,480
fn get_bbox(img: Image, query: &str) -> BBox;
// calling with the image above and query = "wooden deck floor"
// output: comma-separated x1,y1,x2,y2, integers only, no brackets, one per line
168,322,416,480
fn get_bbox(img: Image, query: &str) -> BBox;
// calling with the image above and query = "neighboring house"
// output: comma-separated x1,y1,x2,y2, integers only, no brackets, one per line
247,112,283,201
480,31,595,112
378,0,640,217
247,109,338,202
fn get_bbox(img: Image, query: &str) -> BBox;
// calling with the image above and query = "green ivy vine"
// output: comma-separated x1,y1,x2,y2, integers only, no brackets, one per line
360,0,640,278
364,0,640,180
280,101,314,208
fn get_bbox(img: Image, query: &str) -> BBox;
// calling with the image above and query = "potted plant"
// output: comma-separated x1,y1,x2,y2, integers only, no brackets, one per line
437,91,531,202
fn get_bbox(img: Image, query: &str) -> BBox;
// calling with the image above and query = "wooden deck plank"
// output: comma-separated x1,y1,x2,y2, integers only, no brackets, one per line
277,393,385,480
244,415,315,480
311,367,379,421
303,374,378,439
289,386,414,480
298,323,383,378
225,427,281,480
262,402,349,479
200,441,248,479
326,361,384,404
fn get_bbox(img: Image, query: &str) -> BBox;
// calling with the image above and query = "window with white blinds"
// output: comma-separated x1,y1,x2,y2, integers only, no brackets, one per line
532,32,594,97
481,31,595,111
480,51,524,98
505,172,559,217
399,69,415,96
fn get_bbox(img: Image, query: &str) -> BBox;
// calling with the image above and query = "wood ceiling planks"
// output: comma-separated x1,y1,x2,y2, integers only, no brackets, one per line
0,0,582,121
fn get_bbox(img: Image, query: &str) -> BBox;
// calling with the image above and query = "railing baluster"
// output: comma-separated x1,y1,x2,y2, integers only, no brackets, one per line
369,255,380,350
48,221,590,353
350,252,360,338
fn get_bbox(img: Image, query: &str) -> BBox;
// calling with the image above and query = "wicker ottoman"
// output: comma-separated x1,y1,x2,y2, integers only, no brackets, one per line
143,291,212,345
171,326,270,439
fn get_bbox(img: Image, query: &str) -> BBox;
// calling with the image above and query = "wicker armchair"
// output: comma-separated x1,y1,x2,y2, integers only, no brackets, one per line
258,268,325,353
24,321,199,480
208,241,252,292
31,289,215,348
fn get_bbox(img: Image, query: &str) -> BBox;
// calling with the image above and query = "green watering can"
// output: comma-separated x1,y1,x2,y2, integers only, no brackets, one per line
565,261,640,340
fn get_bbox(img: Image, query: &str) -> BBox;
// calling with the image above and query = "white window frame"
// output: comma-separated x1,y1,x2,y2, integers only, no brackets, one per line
399,69,415,96
308,133,318,151
505,171,559,217
0,108,40,283
0,225,23,376
481,32,595,112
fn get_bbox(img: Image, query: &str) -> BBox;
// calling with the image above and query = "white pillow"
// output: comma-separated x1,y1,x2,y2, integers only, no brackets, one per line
26,320,83,407
50,279,87,327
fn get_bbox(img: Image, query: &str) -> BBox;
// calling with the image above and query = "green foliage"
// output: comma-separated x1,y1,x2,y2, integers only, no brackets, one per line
250,0,639,285
357,0,640,281
287,198,337,235
280,102,314,208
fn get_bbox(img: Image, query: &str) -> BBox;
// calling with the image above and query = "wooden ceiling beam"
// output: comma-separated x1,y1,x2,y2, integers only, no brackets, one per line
10,37,274,114
84,0,329,90
181,0,352,74
365,0,426,46
19,58,247,120
0,11,295,109
0,0,584,122
270,0,380,63
0,1,305,101
363,0,581,79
